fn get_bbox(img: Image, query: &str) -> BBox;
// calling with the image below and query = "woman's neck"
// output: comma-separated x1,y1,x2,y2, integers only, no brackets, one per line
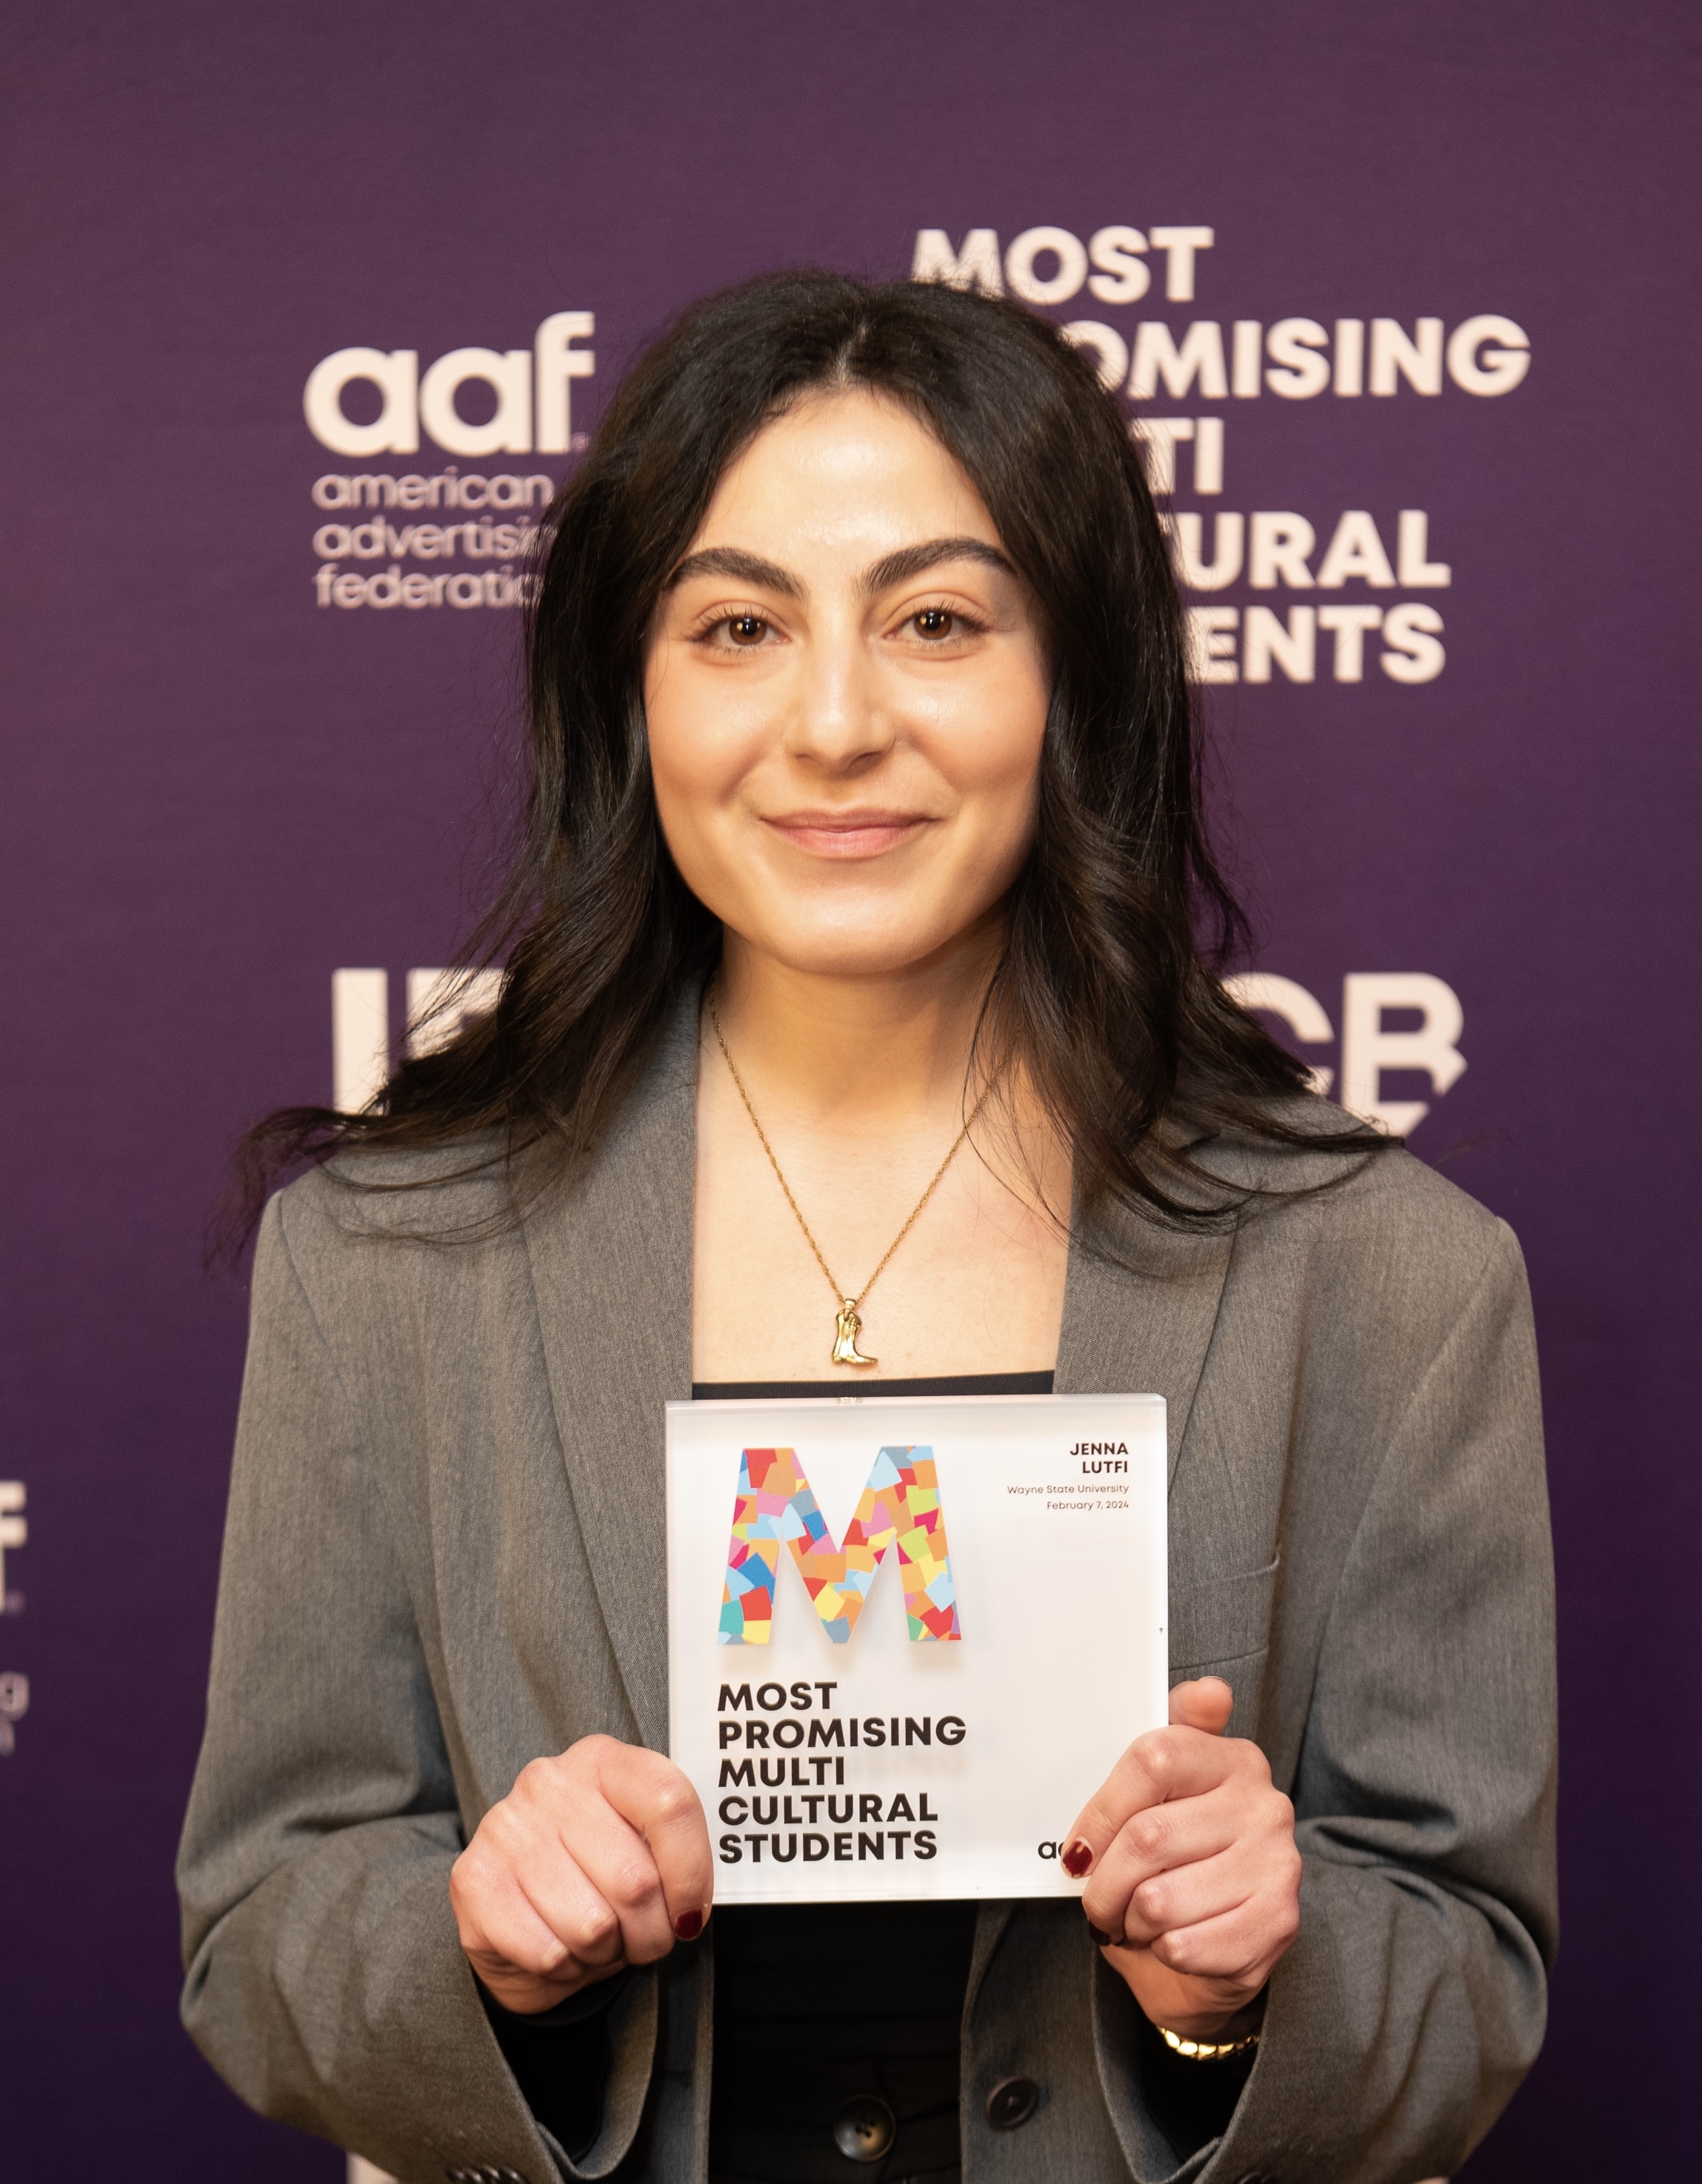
694,917,1072,1383
712,921,1004,1132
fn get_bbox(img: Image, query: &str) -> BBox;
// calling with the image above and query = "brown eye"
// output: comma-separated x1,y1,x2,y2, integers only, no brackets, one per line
912,607,955,639
727,614,768,646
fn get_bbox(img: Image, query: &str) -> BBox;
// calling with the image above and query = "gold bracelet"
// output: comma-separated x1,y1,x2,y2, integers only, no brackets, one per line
1157,2023,1261,2061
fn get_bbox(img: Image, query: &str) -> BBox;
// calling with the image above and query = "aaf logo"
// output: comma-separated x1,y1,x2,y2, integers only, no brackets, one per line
304,313,595,458
721,1446,960,1646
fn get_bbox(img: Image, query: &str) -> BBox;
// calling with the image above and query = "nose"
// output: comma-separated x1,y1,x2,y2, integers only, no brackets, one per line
783,620,895,772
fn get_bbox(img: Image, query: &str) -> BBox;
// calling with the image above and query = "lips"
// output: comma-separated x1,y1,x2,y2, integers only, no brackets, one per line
762,811,933,858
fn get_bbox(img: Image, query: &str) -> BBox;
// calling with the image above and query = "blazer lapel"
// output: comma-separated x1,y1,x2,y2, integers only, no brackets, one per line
521,1000,701,1753
1054,1200,1235,1486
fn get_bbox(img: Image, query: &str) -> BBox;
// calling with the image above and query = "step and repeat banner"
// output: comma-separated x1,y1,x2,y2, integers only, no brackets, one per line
1,6,1692,2178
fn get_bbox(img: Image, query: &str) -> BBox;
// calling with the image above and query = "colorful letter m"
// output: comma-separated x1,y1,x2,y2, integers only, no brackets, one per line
718,1445,961,1646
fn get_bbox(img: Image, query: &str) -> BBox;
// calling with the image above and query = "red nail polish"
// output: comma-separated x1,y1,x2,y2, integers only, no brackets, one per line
1086,1921,1115,1946
1061,1840,1093,1878
673,1909,705,1941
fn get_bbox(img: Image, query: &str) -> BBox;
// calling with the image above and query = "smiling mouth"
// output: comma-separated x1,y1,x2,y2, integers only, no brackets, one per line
761,811,935,859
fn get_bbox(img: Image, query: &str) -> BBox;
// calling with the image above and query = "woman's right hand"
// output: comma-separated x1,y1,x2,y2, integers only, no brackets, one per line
450,1734,714,2014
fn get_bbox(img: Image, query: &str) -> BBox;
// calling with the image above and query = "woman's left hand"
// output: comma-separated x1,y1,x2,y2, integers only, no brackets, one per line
1063,1677,1301,2040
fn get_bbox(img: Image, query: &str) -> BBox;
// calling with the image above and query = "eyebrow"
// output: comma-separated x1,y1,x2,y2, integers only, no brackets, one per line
665,546,802,597
664,535,1018,600
861,537,1018,593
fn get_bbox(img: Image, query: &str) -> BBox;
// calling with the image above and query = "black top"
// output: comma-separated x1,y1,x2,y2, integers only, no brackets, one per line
484,1371,1247,2174
692,1371,1057,1402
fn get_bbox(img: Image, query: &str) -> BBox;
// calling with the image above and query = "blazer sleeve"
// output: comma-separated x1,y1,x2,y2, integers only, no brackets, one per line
1208,1216,1558,2184
176,1193,657,2184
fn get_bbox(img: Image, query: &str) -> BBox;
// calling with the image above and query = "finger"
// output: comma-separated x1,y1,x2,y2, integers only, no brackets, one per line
465,1940,627,2020
590,1740,715,1940
452,1834,618,1985
452,1845,564,1972
1118,1837,1269,1947
1087,1758,1286,1905
509,1841,633,1973
1079,1782,1246,1935
531,1768,676,1967
1147,1885,1299,1987
1168,1677,1233,1733
456,1788,630,1971
1062,1725,1240,1877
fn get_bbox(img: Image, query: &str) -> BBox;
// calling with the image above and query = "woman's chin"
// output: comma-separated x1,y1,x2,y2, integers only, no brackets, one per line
721,911,998,985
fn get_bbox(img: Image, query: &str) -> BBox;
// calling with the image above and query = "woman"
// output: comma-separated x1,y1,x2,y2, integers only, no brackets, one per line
178,273,1555,2184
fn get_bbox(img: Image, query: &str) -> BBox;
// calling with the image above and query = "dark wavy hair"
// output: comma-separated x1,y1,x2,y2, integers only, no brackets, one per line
233,269,1381,1243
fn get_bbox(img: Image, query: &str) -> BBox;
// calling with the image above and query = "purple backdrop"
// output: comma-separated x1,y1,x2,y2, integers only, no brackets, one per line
2,4,1695,2174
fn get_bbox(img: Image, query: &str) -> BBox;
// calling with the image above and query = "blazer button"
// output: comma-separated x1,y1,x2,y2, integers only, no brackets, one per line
985,2076,1041,2130
832,2094,896,2161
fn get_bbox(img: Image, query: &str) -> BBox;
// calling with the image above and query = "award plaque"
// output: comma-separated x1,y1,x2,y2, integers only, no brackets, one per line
665,1393,1167,1903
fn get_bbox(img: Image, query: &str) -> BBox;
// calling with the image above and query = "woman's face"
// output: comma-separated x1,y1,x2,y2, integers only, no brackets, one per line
644,389,1050,981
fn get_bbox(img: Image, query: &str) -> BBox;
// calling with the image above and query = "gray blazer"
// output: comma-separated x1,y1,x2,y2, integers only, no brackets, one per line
178,1004,1556,2184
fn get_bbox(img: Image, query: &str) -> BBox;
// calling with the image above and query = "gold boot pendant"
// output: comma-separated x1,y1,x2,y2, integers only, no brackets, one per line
831,1300,878,1367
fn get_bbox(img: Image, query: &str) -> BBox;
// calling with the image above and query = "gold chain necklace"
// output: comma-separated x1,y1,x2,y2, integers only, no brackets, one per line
706,991,987,1368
